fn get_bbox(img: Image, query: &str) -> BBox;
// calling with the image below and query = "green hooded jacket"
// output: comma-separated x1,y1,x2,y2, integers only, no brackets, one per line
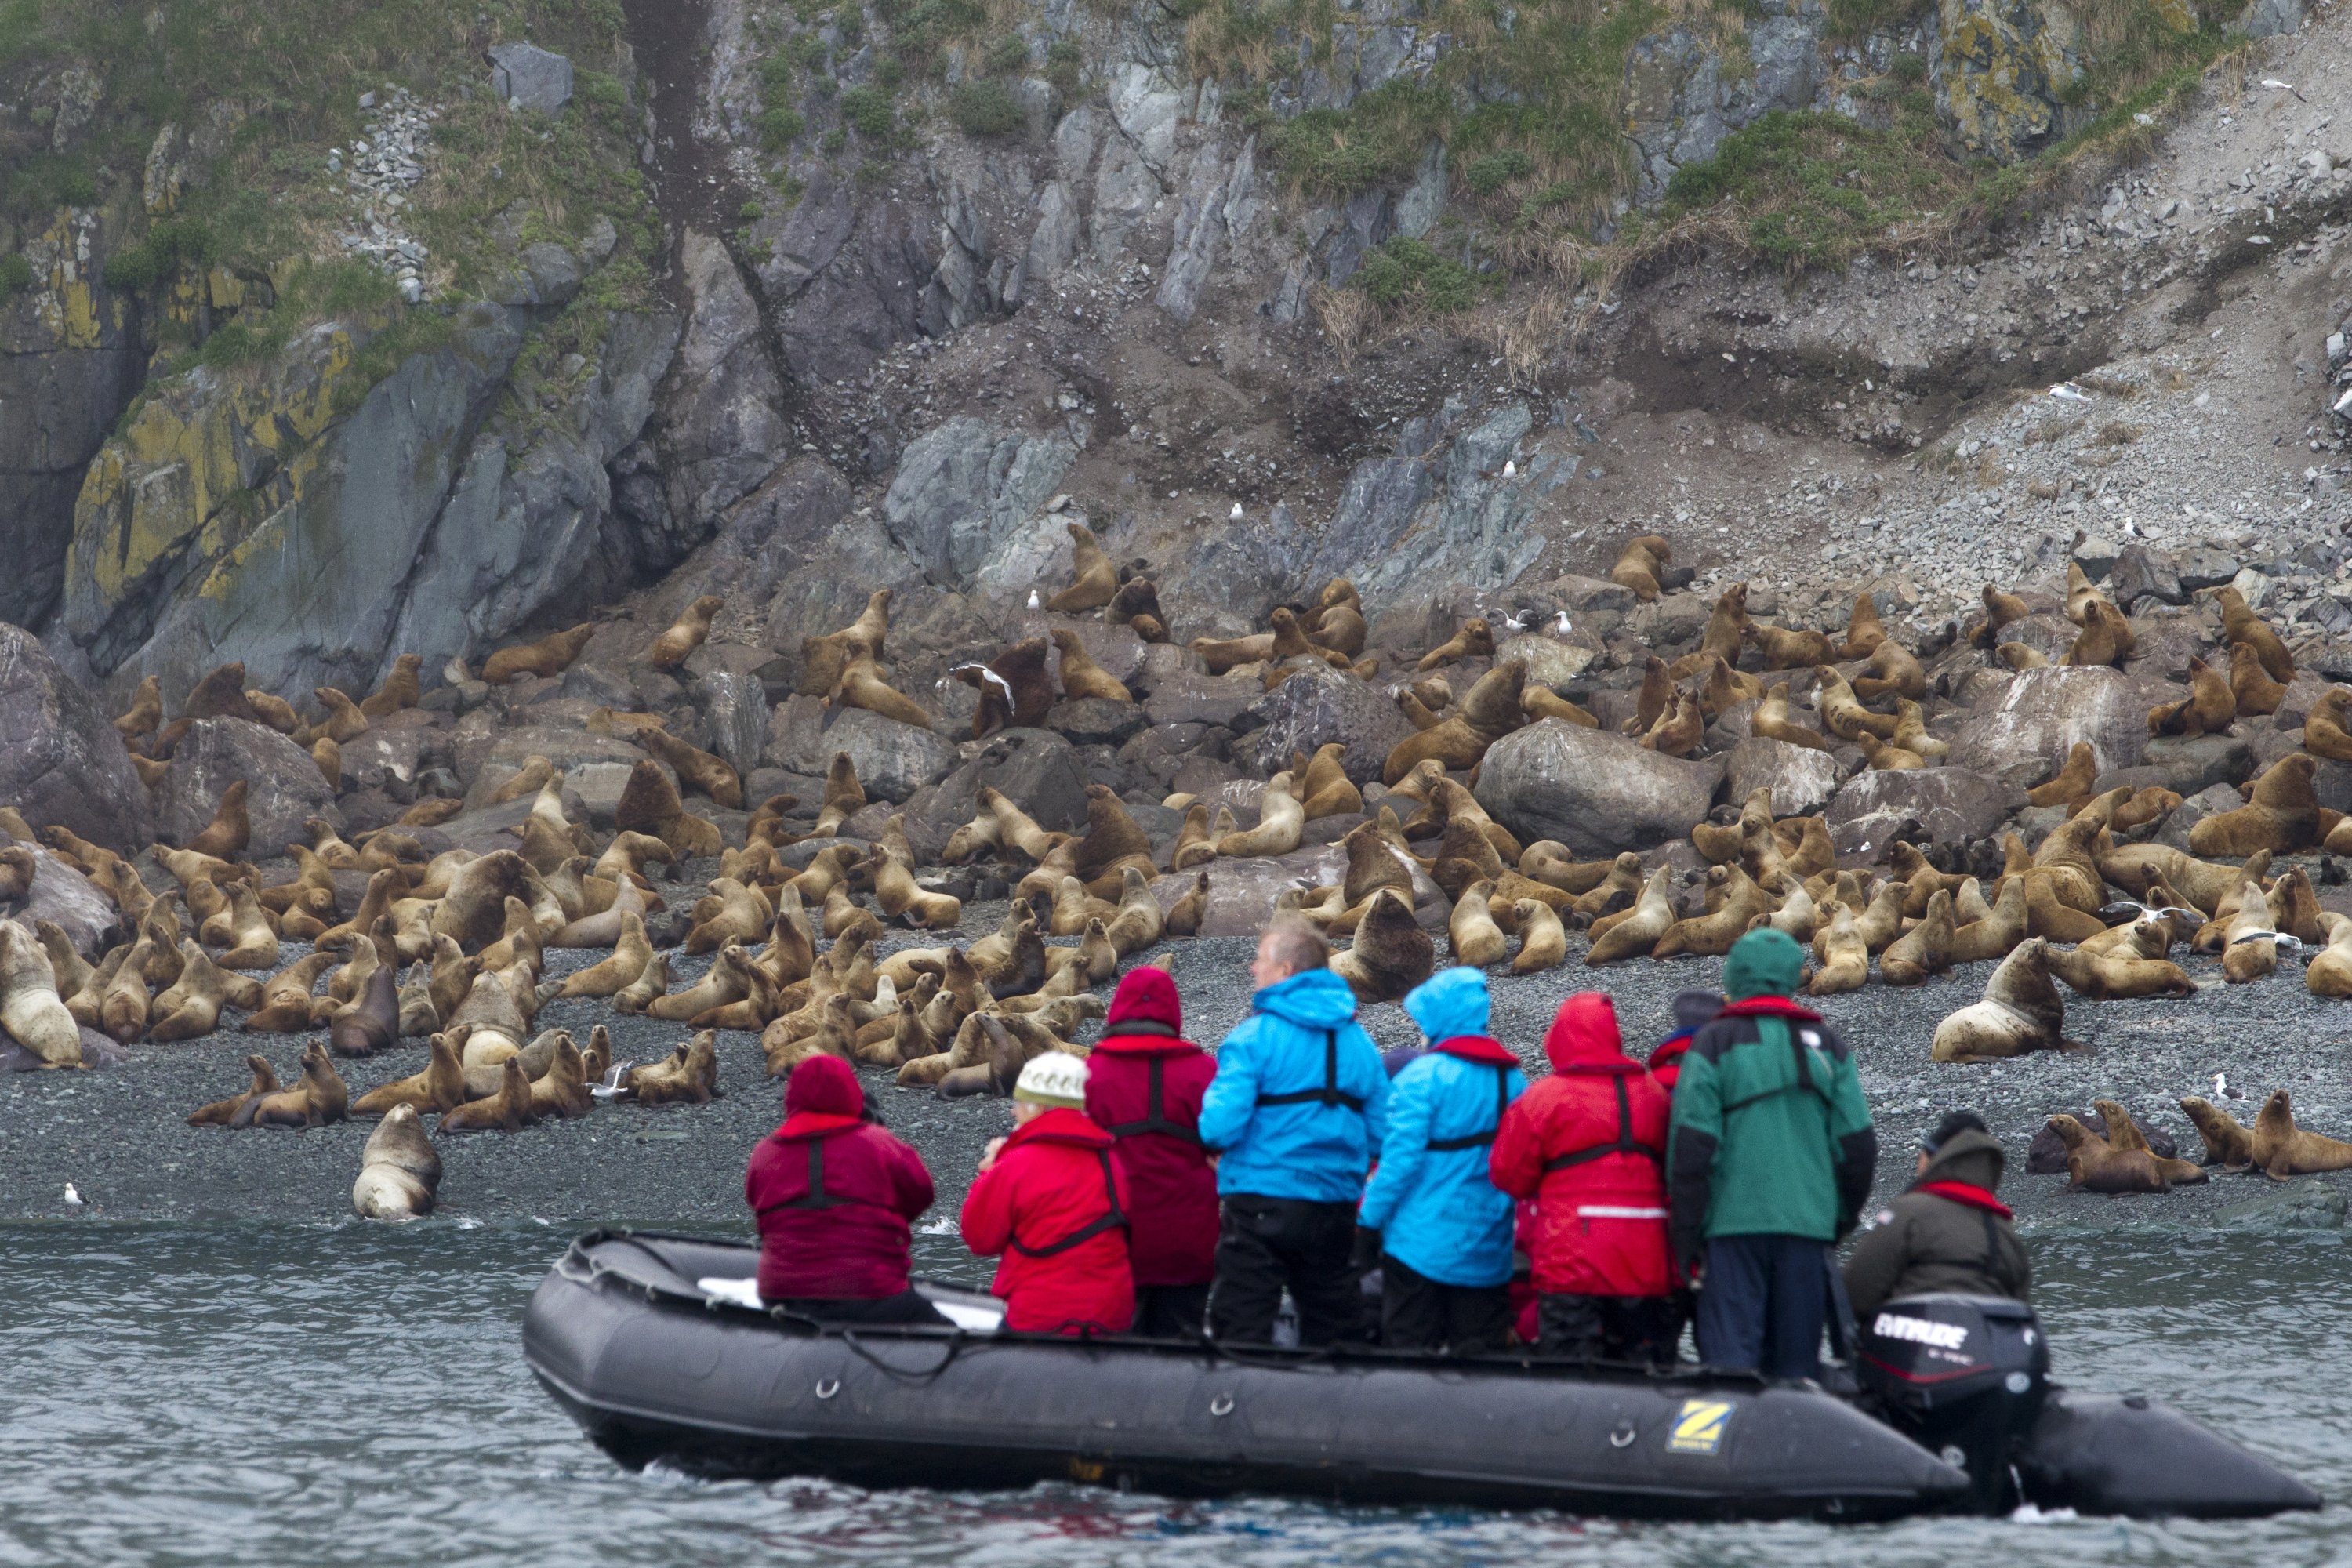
1667,929,1877,1260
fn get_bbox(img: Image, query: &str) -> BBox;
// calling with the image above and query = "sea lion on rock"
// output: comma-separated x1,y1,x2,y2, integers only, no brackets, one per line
1419,617,1495,671
1381,660,1525,785
241,1041,350,1128
1051,630,1131,703
2024,742,2099,811
1638,691,1704,758
482,623,596,685
1997,643,2051,671
2189,753,2321,857
2303,689,2352,763
1610,535,1671,601
2062,600,2135,668
188,780,252,859
1837,593,1887,661
1190,632,1276,676
1047,523,1120,612
1930,938,2076,1062
637,728,742,809
829,637,933,728
243,688,300,735
1330,888,1433,1003
2177,1096,2256,1170
115,675,162,739
1752,683,1835,751
1855,733,1927,771
352,1105,442,1219
797,590,895,697
1814,666,1899,741
360,655,424,720
1619,657,1670,738
1165,871,1209,937
190,1055,281,1125
184,662,263,724
2148,656,2235,736
648,596,724,670
1974,584,2029,647
1216,774,1305,858
1852,639,1926,704
615,760,724,860
2251,1089,2352,1179
1749,626,1838,671
2217,586,2293,683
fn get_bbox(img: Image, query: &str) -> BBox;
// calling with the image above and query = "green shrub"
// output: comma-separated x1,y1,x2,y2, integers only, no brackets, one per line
821,128,847,154
760,103,806,148
101,215,216,290
788,31,829,69
0,251,31,296
1465,147,1530,194
1352,235,1486,313
1045,40,1082,96
840,85,895,138
948,78,1023,136
1889,51,1927,82
986,33,1030,71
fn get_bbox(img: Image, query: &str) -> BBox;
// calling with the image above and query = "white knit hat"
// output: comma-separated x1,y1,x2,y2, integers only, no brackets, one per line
1013,1051,1089,1109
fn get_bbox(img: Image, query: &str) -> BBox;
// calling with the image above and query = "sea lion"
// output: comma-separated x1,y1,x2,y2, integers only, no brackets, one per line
328,964,401,1058
2089,1098,2205,1185
0,922,82,1068
614,759,724,860
1190,632,1276,676
1296,743,1362,819
636,728,742,811
2304,912,2352,997
1418,617,1495,671
398,797,466,829
1806,902,1869,994
441,1056,535,1132
187,780,252,859
2177,1096,2256,1170
1997,643,2051,671
1638,691,1704,758
2217,586,2293,683
949,661,1015,738
1164,804,1216,872
240,1041,350,1128
1216,774,1305,858
1751,683,1835,751
648,595,724,670
2251,1089,2352,1179
351,1035,468,1118
1692,658,1761,721
0,844,34,906
1855,733,1927,771
360,655,424,719
309,737,341,790
183,662,263,723
1748,626,1838,671
1610,534,1671,601
2043,940,2194,1000
799,590,895,696
1878,890,1955,986
1653,866,1772,959
1450,879,1510,967
2061,599,2135,668
1047,522,1120,612
481,622,597,685
242,688,300,735
528,1033,595,1120
2024,742,2098,811
312,685,371,744
149,938,258,1042
115,675,162,739
1381,660,1525,785
1330,887,1433,1003
1165,871,1210,937
1102,866,1164,956
1814,666,1899,741
613,951,671,1014
1929,938,2076,1062
621,1029,724,1105
1620,657,1670,737
1974,583,2029,647
190,1054,281,1125
1510,898,1567,973
484,756,556,810
2303,688,2352,763
2045,1115,2175,1193
2147,656,2235,736
1071,784,1157,898
1836,593,1887,661
829,637,932,728
2190,753,2321,857
1585,869,1676,965
1851,639,1926,705
352,1105,442,1219
1051,629,1132,704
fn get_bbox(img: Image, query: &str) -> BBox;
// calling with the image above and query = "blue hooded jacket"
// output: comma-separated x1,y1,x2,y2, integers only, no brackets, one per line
1356,967,1526,1287
1199,967,1389,1203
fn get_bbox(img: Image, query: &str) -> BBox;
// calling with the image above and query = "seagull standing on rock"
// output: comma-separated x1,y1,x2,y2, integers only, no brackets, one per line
1230,503,1244,521
1554,611,1572,636
1026,589,1040,610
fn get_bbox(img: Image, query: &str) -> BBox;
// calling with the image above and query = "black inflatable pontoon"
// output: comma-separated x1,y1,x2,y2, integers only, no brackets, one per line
523,1232,2320,1523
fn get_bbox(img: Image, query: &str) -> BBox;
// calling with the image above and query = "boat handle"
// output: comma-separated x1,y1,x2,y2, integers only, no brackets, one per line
1209,1395,1234,1417
1610,1425,1636,1449
815,1378,840,1400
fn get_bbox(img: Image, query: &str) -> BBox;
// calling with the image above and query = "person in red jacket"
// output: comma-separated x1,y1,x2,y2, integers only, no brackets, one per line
1083,967,1218,1338
1647,989,1721,1093
1488,992,1677,1363
744,1054,944,1323
961,1052,1135,1335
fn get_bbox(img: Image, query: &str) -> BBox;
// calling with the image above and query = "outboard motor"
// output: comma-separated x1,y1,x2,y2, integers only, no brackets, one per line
1857,1294,2049,1513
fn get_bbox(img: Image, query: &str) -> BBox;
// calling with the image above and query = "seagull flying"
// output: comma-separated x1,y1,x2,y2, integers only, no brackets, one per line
2049,383,2092,402
1503,612,1526,633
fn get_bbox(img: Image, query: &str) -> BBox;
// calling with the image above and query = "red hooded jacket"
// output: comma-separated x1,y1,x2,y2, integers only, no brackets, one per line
960,1107,1136,1334
745,1054,936,1301
1083,967,1218,1288
1488,992,1673,1298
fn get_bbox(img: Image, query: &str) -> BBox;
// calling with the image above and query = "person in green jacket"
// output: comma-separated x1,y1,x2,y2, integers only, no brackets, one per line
1667,927,1876,1379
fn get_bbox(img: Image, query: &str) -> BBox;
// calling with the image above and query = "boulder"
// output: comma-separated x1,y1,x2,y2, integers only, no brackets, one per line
1494,633,1596,692
0,833,123,956
337,727,432,797
0,623,153,852
2274,674,2339,732
1473,721,1722,856
1824,768,2023,859
2174,546,2242,593
2152,783,2243,851
900,728,1089,860
1145,670,1262,729
1947,666,2152,785
1719,737,1843,818
488,42,573,114
879,417,1076,586
2110,544,2184,607
1243,662,1416,784
155,717,338,851
456,726,644,803
2103,734,2253,799
697,667,769,775
762,695,958,802
565,761,641,826
1047,698,1149,746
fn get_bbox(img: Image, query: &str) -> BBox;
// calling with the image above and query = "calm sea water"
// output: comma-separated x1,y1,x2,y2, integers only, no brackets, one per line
0,1222,2341,1567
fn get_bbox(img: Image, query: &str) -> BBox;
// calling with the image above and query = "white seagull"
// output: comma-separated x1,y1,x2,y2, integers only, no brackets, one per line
1555,610,1572,635
1501,459,1516,477
1026,589,1040,610
1229,503,1244,520
64,1183,83,1207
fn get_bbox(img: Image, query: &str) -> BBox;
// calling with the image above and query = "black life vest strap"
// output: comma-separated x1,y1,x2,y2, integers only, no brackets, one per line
1426,1062,1513,1152
1718,1017,1835,1116
1542,1075,1664,1171
1102,1054,1203,1145
1254,1029,1366,1112
1008,1148,1128,1258
757,1138,858,1214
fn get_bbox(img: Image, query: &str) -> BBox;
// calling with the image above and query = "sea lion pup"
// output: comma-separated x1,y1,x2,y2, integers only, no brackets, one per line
1836,593,1888,661
614,759,724,860
1878,891,1956,986
1584,869,1677,965
359,655,424,720
1610,533,1671,601
828,637,933,729
1996,643,2051,671
1638,691,1704,758
2061,598,2136,668
439,1057,535,1133
1049,629,1132,704
2045,1115,2174,1194
484,754,554,808
481,622,596,685
2177,1096,2256,1170
2147,655,2235,737
1747,624,1838,672
647,594,724,671
1217,773,1305,858
1619,656,1671,737
623,1029,724,1106
1510,898,1567,973
239,1041,350,1128
2216,585,2294,683
1751,683,1836,751
1855,733,1927,771
350,1035,467,1118
185,780,252,860
1295,744,1362,819
2023,742,2098,811
183,662,262,723
1929,938,2076,1062
1813,666,1900,741
1418,616,1495,671
1381,660,1526,785
1330,887,1433,1003
1449,879,1511,966
2249,1089,2352,1179
115,674,163,739
191,1055,283,1126
2190,753,2321,857
0,922,84,1068
1653,866,1772,959
351,1105,442,1220
1166,803,1218,870
328,964,401,1058
2303,688,2352,763
1851,638,1926,705
1163,870,1210,937
1045,521,1120,612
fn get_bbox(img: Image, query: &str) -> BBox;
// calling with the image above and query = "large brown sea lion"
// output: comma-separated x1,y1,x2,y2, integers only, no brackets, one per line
1051,630,1132,703
625,1030,723,1105
328,964,401,1058
648,595,724,670
1610,534,1671,601
350,1035,468,1117
1752,683,1835,751
352,1104,442,1219
2024,742,2098,811
2190,753,2321,857
482,622,596,684
2217,586,2293,683
1851,638,1926,705
2062,599,2135,667
2303,688,2352,763
615,760,724,860
360,655,424,719
1450,880,1510,967
829,637,933,728
1836,593,1887,661
2177,1095,2256,1171
240,1041,350,1128
1381,660,1525,784
1418,617,1495,671
441,1056,535,1132
2250,1089,2352,1180
1585,869,1676,965
1930,938,2076,1062
1047,523,1120,612
2147,656,2235,737
1330,888,1434,1004
189,1054,281,1125
0,923,85,1069
798,590,895,696
2045,1115,2176,1194
2044,937,2194,1000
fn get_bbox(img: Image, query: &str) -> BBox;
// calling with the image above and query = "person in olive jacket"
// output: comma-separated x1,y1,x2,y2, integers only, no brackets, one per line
1842,1109,2030,1318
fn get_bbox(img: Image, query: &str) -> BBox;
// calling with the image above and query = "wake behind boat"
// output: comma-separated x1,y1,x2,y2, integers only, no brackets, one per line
523,1231,2321,1523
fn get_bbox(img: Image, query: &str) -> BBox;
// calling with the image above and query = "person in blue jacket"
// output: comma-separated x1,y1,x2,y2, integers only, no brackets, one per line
1357,967,1526,1352
1199,914,1390,1345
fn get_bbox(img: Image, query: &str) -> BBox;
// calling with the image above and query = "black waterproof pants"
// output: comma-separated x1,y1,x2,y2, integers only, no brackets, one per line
1208,1194,1361,1346
1380,1255,1512,1353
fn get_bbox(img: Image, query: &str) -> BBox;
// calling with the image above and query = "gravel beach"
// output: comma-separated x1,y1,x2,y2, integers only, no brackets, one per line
9,902,2348,1238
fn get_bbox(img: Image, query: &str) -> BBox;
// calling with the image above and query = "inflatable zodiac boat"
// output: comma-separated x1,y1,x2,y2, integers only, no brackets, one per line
524,1232,2321,1523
